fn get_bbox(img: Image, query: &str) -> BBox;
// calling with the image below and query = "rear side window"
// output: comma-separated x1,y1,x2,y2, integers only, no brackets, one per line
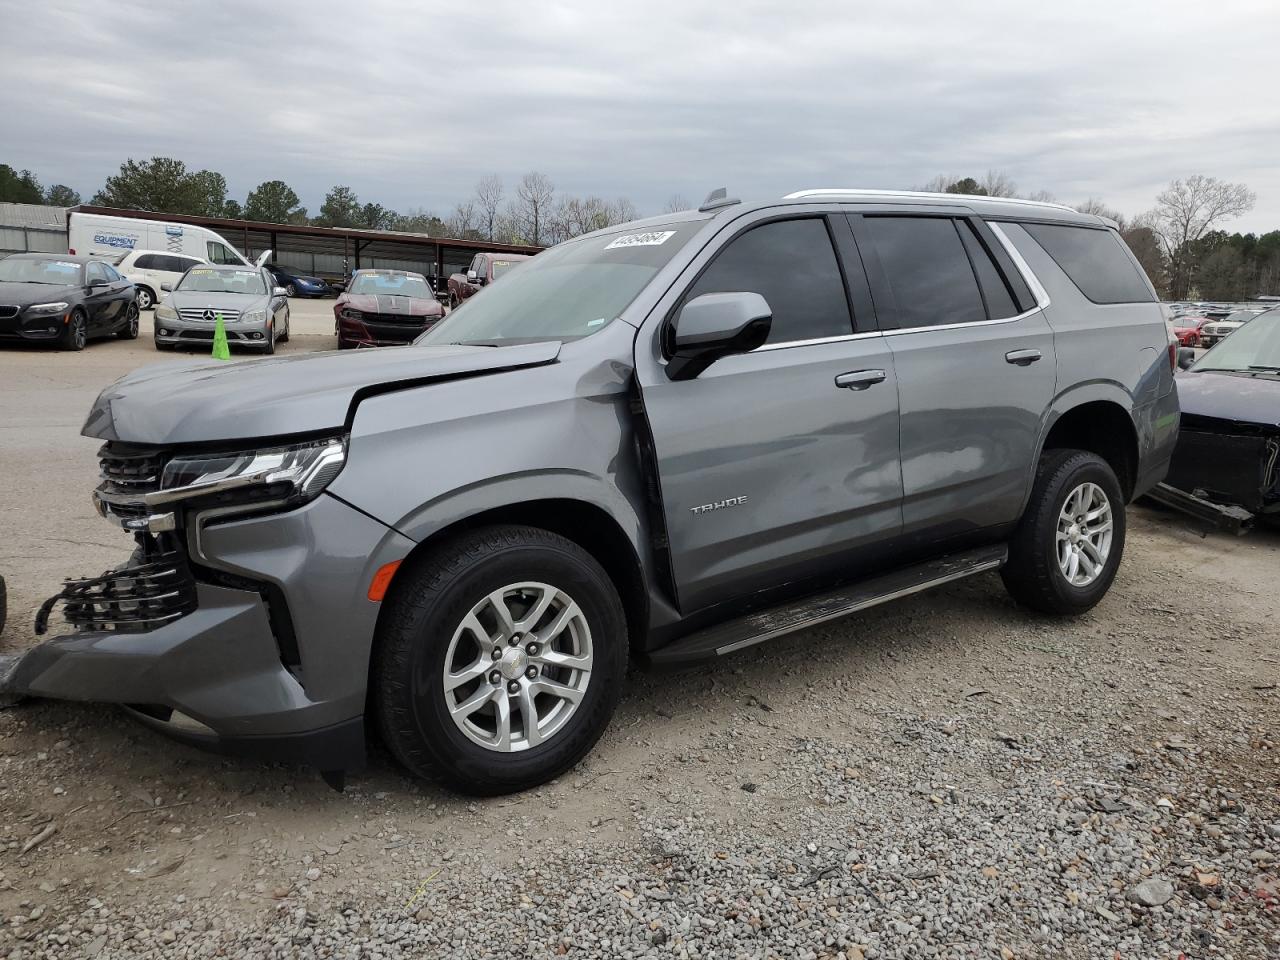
958,222,1019,319
687,217,852,344
134,254,159,270
863,217,986,329
1020,223,1154,304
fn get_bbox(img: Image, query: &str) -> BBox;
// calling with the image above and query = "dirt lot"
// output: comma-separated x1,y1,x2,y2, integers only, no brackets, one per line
0,329,1276,959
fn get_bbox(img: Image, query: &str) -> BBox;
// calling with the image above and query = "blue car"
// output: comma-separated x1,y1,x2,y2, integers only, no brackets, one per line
266,263,337,298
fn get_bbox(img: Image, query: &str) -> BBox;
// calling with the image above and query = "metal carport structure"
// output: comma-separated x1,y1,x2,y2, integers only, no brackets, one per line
67,205,540,289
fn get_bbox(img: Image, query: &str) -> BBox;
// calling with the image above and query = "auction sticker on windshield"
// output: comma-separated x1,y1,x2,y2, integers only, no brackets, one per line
605,230,676,249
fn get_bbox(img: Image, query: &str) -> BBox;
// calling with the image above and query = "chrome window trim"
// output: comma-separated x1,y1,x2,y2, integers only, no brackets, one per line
988,222,1051,310
881,306,1041,337
753,330,884,352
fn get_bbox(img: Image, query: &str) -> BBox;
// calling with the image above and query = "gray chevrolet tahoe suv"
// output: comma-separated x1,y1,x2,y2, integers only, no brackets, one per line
1,189,1179,795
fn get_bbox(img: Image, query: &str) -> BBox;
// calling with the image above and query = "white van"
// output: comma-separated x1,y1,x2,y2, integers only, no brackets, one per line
68,212,267,271
114,249,208,310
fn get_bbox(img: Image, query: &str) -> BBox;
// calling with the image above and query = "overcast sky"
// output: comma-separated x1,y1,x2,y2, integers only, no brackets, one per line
3,0,1279,230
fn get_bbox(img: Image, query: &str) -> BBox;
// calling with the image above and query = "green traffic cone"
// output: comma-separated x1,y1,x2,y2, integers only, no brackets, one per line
212,312,231,361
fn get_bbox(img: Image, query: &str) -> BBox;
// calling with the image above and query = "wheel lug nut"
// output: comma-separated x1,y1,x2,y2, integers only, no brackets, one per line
491,647,502,660
509,633,522,646
507,680,520,695
526,665,539,679
488,670,501,685
526,642,539,656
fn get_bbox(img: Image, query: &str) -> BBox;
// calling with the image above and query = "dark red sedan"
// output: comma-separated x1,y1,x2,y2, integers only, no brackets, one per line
334,270,444,348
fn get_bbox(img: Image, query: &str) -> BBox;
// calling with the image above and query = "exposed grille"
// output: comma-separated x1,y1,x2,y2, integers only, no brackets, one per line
177,308,242,323
35,551,198,634
0,305,18,320
98,442,166,523
360,311,432,326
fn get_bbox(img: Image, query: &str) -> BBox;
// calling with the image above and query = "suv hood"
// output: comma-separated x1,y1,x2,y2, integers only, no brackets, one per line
84,341,562,445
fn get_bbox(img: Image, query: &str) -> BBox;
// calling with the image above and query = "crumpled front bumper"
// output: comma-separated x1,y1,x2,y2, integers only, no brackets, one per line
3,492,415,771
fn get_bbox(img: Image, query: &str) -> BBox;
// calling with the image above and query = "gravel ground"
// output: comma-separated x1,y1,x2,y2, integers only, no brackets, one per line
0,339,1277,959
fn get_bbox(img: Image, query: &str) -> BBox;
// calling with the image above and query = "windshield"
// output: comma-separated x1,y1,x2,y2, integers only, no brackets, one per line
349,272,432,298
419,223,702,345
490,258,520,279
1194,310,1280,372
177,267,266,295
0,257,82,285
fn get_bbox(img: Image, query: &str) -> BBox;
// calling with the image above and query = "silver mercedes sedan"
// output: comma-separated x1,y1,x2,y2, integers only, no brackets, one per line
153,264,290,354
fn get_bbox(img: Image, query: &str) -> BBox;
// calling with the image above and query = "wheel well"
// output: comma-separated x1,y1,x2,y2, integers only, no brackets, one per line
389,499,649,653
1041,401,1138,499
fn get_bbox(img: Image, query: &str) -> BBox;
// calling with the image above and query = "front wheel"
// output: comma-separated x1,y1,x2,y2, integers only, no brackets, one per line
1002,450,1126,615
374,526,627,795
117,302,139,339
61,309,87,351
135,286,155,311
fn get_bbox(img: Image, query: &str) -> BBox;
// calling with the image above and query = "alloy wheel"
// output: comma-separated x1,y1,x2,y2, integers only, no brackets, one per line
1056,482,1113,586
136,288,153,310
441,582,593,753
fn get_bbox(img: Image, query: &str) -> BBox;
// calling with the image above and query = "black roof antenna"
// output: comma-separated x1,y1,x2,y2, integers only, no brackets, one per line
699,187,741,212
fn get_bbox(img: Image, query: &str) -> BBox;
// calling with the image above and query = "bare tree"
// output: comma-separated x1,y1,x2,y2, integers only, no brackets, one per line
475,174,504,241
662,194,690,214
445,200,480,239
1074,197,1124,222
979,169,1018,198
609,197,638,224
513,172,555,245
1143,175,1256,299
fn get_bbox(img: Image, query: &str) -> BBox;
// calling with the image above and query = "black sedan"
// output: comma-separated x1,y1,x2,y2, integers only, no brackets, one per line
0,254,139,350
1167,307,1280,521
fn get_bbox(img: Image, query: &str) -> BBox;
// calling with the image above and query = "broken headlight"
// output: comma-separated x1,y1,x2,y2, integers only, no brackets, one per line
157,436,348,508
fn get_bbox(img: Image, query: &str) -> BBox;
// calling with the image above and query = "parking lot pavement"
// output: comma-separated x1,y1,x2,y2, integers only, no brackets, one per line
0,344,1277,958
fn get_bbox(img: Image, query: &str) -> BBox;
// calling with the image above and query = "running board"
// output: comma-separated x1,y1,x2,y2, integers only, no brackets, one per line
648,545,1007,667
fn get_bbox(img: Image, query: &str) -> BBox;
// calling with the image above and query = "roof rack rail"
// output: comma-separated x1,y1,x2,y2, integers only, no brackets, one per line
782,188,1077,213
699,187,741,212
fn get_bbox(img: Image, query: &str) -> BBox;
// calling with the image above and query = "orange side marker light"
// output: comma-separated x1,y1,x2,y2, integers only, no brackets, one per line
368,560,402,601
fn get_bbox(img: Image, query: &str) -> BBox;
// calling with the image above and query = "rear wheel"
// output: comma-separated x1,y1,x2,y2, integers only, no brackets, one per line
374,526,627,795
1002,450,1126,615
61,309,87,351
135,286,155,311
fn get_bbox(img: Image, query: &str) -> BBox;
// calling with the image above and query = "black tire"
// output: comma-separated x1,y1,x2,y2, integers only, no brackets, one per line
0,574,7,637
117,302,139,340
373,525,627,795
1002,449,1126,615
260,325,276,355
278,312,290,343
61,309,87,351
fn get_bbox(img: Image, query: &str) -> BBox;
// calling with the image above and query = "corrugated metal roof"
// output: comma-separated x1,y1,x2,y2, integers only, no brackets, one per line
0,203,66,230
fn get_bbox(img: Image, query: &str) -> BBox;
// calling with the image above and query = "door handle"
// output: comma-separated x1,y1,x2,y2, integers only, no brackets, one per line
834,369,887,390
1005,349,1042,366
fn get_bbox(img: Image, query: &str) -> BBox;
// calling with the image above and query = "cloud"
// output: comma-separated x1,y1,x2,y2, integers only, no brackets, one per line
3,0,1278,230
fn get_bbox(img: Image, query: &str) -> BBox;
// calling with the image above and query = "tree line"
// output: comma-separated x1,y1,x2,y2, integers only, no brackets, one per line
3,157,1271,299
0,158,639,248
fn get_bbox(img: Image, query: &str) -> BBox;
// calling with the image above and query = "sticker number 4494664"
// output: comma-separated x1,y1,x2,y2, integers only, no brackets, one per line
605,230,676,250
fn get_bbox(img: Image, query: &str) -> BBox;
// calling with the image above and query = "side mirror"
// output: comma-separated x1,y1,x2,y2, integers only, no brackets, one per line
1177,346,1196,370
161,282,173,293
87,277,108,289
273,286,288,297
667,292,772,380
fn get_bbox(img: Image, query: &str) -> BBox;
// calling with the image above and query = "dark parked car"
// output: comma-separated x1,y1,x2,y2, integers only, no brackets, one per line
334,269,444,348
447,252,530,308
2,189,1177,795
1167,307,1280,520
0,253,138,350
266,263,337,298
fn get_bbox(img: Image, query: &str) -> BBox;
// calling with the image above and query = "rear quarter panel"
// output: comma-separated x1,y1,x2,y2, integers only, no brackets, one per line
997,222,1179,496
